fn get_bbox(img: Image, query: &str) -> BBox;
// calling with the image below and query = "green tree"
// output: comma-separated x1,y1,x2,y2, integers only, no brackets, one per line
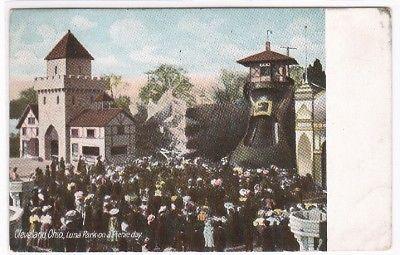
9,87,37,119
139,64,195,106
213,69,247,103
112,95,131,111
307,59,326,88
9,133,20,158
102,74,123,97
289,66,305,87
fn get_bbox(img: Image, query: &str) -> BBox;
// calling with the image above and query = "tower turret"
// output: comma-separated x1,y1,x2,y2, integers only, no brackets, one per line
44,30,94,77
230,36,298,168
34,30,107,162
237,38,298,148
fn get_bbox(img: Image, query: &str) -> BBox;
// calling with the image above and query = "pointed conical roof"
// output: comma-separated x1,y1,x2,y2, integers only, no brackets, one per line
45,30,94,60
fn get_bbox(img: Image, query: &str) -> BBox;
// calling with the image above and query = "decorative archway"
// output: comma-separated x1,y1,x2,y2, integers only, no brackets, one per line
44,125,59,160
297,133,312,176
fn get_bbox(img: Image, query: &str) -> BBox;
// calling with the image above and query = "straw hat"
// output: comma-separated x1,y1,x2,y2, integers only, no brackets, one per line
253,217,266,227
224,202,234,210
154,190,162,197
67,182,76,191
65,210,77,218
109,208,120,215
74,191,84,199
42,205,52,212
158,206,167,214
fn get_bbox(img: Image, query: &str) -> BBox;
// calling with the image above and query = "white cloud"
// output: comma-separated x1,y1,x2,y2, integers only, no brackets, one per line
71,15,97,31
96,54,119,68
36,24,56,39
109,18,145,46
129,45,177,65
11,49,40,67
178,17,224,39
220,43,249,59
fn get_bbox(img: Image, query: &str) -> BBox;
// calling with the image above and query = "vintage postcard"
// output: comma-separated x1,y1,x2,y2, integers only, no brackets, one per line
6,4,393,253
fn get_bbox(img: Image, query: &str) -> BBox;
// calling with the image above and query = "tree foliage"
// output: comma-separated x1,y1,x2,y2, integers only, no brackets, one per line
9,133,19,158
213,69,247,104
9,87,37,119
289,66,305,87
102,74,124,97
307,59,326,88
112,95,131,111
139,64,195,106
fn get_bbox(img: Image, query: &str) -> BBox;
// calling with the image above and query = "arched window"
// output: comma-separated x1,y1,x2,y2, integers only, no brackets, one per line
55,66,58,75
72,95,75,105
56,96,60,104
43,97,46,105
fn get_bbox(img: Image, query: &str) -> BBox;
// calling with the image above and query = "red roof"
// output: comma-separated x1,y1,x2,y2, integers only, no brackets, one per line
16,104,39,129
69,108,135,127
237,50,298,66
45,30,94,60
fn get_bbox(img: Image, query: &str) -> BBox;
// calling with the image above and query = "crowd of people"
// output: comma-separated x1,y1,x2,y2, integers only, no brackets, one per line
12,154,326,252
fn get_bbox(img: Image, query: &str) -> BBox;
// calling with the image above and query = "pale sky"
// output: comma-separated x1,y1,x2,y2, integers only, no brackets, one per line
9,8,325,99
10,8,325,101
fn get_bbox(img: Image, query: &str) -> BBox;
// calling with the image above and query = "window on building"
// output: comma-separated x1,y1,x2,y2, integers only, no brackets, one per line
82,146,99,156
55,66,57,74
28,117,35,124
36,128,39,136
72,143,79,158
72,96,75,105
260,65,271,77
71,128,79,138
111,145,127,156
43,97,46,105
57,96,60,104
117,126,124,135
86,129,95,138
22,127,26,135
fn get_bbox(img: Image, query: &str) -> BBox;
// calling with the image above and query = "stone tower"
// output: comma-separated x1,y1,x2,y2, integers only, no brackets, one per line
34,30,107,162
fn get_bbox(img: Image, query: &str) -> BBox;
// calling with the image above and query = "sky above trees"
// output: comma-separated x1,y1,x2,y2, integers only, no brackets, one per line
9,8,325,80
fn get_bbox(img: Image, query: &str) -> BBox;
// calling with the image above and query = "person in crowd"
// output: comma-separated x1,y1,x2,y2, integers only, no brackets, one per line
10,167,21,181
17,153,325,252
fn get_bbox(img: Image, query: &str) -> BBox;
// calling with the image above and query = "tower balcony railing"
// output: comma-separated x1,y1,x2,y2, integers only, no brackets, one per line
246,74,294,90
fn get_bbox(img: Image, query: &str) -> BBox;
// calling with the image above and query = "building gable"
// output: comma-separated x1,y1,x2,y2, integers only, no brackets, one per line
16,104,39,129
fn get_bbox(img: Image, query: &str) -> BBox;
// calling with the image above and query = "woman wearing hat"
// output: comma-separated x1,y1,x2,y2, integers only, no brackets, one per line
107,208,120,247
27,208,40,247
203,217,214,251
38,205,52,248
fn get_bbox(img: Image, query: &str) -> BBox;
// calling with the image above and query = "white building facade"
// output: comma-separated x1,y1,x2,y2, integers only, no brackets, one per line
17,30,136,165
16,104,39,158
294,81,326,188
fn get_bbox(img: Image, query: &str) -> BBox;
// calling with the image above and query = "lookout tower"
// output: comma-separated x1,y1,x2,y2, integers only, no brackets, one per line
34,30,107,162
237,36,298,149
